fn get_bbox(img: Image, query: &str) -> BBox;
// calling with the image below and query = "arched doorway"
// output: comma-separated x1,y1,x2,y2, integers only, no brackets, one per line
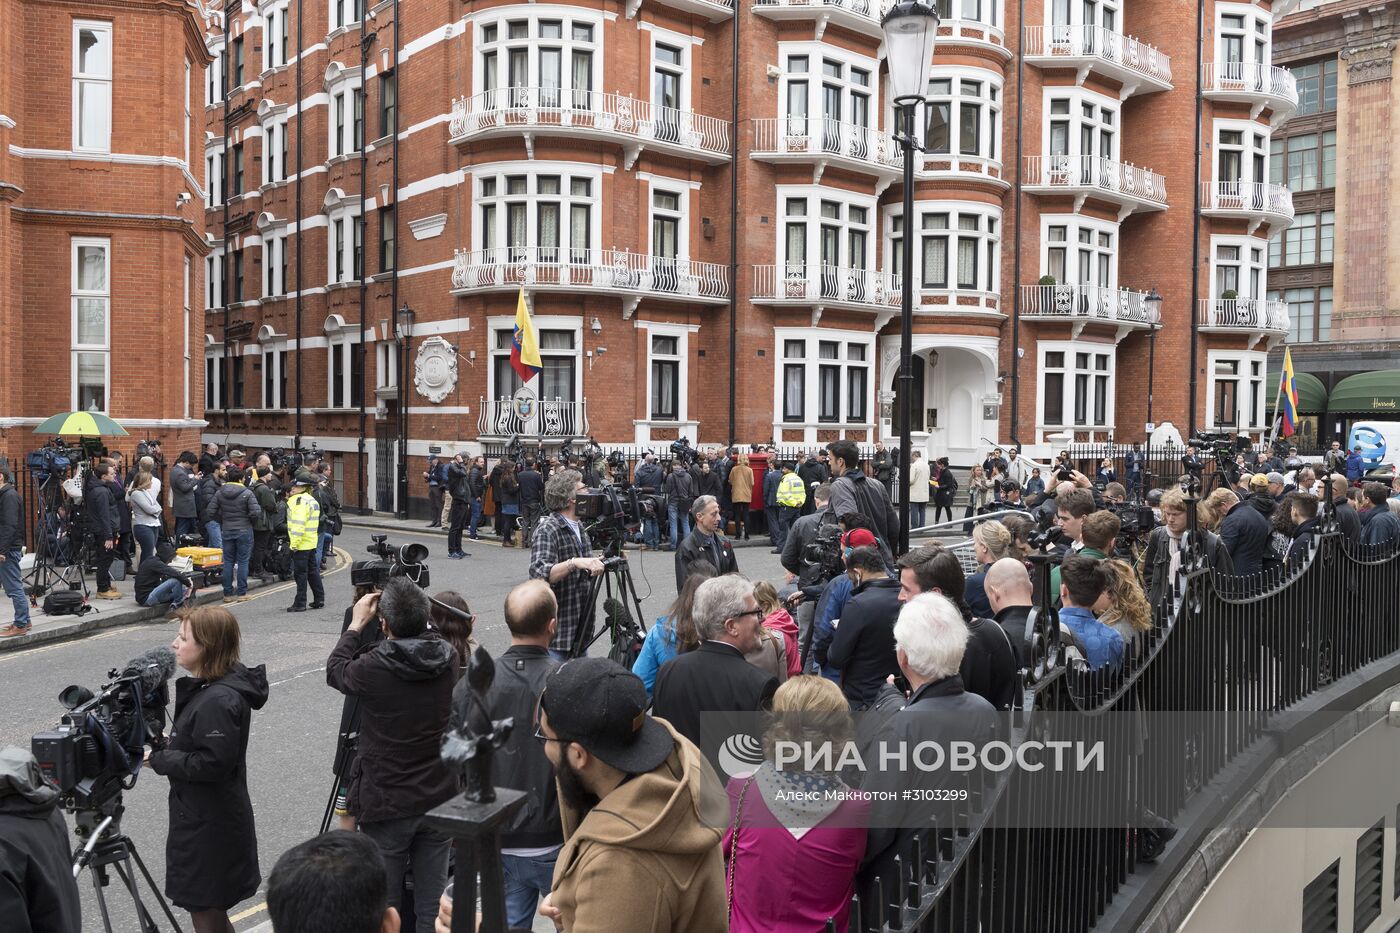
880,336,999,467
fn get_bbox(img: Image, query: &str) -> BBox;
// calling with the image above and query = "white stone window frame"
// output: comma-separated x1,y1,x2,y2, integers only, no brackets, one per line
324,314,361,409
777,42,881,135
257,324,288,410
485,315,583,402
207,40,225,107
1205,349,1268,432
259,100,291,187
471,163,603,260
918,65,1002,166
1213,117,1271,187
329,0,364,35
205,139,225,208
1041,86,1120,164
324,188,363,286
375,340,398,392
258,214,289,298
639,321,694,424
645,177,692,262
647,24,694,115
183,256,192,419
183,59,192,165
205,335,224,412
474,11,604,108
776,184,879,272
772,327,875,428
261,1,292,72
1215,3,1273,68
1036,340,1115,432
1039,214,1118,286
1210,234,1268,301
1045,0,1119,30
73,20,113,154
883,200,1001,295
206,245,225,310
325,63,363,160
71,236,111,412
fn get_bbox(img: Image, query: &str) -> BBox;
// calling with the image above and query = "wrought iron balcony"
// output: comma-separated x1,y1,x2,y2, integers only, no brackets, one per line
448,89,731,165
1203,62,1298,120
751,264,900,314
635,0,733,21
1023,154,1168,216
751,0,884,40
1019,283,1161,338
1023,24,1172,95
1197,297,1290,341
451,247,730,306
750,117,900,180
1200,181,1294,232
478,397,587,440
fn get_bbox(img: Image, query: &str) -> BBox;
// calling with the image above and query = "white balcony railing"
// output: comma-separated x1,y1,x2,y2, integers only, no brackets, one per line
1203,62,1299,111
1020,284,1161,326
1024,154,1168,208
1200,181,1295,222
750,117,901,170
752,264,900,309
1024,24,1172,88
1197,298,1290,333
448,88,731,160
452,247,730,302
752,0,882,28
478,397,588,439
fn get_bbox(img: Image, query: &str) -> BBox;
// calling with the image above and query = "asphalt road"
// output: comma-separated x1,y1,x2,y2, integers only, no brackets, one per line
0,525,787,932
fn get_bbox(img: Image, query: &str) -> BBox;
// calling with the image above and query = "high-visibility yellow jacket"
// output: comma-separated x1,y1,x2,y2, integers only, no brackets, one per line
287,491,321,551
776,472,806,508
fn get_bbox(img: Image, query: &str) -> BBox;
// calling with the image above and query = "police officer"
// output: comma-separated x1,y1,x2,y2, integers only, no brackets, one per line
775,461,806,552
286,470,324,612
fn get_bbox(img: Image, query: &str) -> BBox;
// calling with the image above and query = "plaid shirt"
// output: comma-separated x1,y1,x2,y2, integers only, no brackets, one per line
528,511,594,654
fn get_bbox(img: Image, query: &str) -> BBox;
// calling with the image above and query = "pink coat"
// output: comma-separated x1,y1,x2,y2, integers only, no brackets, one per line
723,775,868,933
762,609,802,679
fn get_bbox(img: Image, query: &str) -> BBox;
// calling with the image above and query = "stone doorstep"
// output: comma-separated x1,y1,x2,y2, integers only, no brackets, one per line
0,553,345,654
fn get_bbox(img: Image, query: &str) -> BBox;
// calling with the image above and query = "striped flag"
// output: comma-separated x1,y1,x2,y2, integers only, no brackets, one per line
509,288,542,383
1281,347,1299,438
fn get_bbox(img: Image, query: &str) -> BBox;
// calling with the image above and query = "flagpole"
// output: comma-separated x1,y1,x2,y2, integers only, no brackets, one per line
1266,372,1284,450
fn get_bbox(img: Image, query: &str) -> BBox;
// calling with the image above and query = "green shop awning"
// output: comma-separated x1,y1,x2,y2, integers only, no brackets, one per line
1265,369,1328,414
1328,369,1400,414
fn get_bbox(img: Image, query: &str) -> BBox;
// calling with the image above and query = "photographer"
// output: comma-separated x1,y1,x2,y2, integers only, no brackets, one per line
674,495,739,590
148,607,269,933
326,579,456,932
528,470,606,660
445,454,470,559
826,439,899,547
632,452,664,549
171,451,202,539
1181,446,1205,484
85,461,123,600
0,747,82,932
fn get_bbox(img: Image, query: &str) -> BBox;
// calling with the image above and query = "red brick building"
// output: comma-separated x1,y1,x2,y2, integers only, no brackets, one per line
0,0,210,465
198,0,1301,514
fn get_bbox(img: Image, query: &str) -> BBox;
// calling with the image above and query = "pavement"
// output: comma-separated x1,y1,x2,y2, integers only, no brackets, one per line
0,523,788,933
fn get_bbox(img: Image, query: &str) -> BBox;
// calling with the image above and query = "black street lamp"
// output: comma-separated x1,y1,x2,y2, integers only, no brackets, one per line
882,0,938,557
395,302,416,519
1144,287,1163,433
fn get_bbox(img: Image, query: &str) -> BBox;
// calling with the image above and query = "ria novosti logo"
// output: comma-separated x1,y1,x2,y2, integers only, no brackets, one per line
716,733,765,779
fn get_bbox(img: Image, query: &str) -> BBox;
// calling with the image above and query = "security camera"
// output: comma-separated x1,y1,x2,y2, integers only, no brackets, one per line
176,192,191,207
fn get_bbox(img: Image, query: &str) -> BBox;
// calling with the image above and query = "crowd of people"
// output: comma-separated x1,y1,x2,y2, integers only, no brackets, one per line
5,434,1400,933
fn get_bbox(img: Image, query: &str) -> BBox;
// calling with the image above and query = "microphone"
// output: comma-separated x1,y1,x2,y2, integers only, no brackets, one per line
120,646,178,695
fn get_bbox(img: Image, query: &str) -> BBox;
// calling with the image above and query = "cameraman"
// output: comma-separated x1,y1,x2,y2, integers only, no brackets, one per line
326,579,457,931
0,747,82,932
528,470,606,660
171,451,202,539
632,452,664,549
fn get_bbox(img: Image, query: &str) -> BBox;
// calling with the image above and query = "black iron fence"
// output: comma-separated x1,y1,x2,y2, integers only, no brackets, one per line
848,502,1400,933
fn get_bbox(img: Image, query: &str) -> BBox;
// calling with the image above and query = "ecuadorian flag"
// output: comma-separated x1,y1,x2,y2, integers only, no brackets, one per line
1281,347,1299,438
510,288,542,383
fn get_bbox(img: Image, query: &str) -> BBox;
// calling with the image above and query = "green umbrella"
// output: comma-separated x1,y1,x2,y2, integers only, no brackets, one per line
32,411,130,437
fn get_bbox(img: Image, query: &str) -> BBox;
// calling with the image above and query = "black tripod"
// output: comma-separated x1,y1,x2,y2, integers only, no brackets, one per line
72,805,184,933
23,472,91,603
574,551,648,666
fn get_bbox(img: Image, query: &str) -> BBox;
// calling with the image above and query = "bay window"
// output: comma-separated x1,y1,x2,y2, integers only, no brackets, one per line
1208,353,1266,431
475,168,599,264
777,331,873,425
1044,89,1118,169
886,203,1000,295
73,22,112,152
1040,344,1113,430
327,65,364,158
491,327,579,401
922,69,1001,164
778,45,880,155
1042,216,1116,287
326,195,363,285
1212,239,1266,300
477,15,600,110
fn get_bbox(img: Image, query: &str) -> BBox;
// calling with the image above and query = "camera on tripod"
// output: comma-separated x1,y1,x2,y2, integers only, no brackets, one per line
353,534,430,589
669,436,696,468
802,522,846,584
1028,525,1065,552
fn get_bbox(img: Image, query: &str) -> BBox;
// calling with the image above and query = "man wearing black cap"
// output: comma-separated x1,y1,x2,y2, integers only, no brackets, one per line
534,658,727,933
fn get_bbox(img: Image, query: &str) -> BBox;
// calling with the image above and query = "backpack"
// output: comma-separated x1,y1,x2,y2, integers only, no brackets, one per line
43,589,89,616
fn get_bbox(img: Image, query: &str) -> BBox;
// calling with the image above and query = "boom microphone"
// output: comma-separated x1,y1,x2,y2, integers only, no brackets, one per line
121,646,178,694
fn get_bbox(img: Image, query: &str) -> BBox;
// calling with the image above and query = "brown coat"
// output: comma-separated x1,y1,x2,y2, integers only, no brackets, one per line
728,461,754,505
551,720,729,933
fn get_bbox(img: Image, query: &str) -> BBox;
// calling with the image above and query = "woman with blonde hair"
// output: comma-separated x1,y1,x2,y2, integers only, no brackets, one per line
127,469,164,567
754,579,800,679
724,676,869,932
1199,487,1238,533
965,519,1012,618
1095,559,1152,660
148,607,268,933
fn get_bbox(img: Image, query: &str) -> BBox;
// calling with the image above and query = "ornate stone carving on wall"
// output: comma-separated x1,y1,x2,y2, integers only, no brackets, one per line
414,336,458,404
1342,40,1397,85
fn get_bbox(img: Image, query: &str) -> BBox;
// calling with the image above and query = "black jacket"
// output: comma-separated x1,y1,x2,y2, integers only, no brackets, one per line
797,460,828,491
325,631,458,823
1362,507,1400,549
447,462,469,500
1332,498,1362,548
170,464,199,519
674,529,739,590
1141,525,1234,606
468,465,487,500
960,615,1018,711
463,645,563,848
82,480,119,540
1247,492,1277,521
652,641,778,771
149,663,269,911
0,751,81,933
663,469,697,510
1287,518,1319,570
195,475,221,522
517,468,544,506
633,462,664,492
134,558,190,604
825,577,903,709
781,510,837,587
697,470,723,501
208,482,260,536
994,604,1035,670
0,484,23,553
1219,498,1272,577
828,469,899,544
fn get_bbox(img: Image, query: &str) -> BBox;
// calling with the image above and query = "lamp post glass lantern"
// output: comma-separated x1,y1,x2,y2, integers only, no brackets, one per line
882,0,937,556
396,303,415,518
1144,288,1163,430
